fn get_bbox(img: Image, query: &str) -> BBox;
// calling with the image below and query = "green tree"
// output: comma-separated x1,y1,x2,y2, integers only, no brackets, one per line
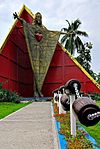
76,42,93,75
96,73,100,84
60,19,88,55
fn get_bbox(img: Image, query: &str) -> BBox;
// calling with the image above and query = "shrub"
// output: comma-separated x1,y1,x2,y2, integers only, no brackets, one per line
0,89,12,102
93,93,100,101
10,92,21,103
0,89,21,103
0,82,21,103
88,93,100,101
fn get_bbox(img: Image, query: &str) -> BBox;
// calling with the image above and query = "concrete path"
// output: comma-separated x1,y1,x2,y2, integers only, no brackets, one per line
0,102,59,149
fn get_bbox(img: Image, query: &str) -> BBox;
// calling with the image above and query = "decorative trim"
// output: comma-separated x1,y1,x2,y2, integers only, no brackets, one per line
24,5,34,18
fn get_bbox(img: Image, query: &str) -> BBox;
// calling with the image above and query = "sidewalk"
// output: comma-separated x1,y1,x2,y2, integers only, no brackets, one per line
0,102,59,149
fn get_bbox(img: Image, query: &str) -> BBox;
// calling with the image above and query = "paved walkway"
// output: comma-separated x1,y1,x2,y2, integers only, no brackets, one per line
0,102,59,149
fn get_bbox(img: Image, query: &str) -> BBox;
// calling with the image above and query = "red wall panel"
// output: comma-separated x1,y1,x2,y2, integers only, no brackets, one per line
9,80,19,92
42,83,62,97
19,83,34,97
23,54,31,68
42,43,100,96
9,61,18,81
0,9,34,97
50,50,64,66
0,55,9,78
45,67,63,83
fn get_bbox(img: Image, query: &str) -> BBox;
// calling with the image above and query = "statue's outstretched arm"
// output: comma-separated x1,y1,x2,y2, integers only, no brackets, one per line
13,12,23,24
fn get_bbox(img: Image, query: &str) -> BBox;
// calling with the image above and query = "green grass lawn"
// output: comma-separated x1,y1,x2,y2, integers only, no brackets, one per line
96,101,100,106
82,101,100,146
83,122,100,145
0,102,31,119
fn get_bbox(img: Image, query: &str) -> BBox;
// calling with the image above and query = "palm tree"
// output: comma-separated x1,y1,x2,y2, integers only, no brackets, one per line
60,19,88,55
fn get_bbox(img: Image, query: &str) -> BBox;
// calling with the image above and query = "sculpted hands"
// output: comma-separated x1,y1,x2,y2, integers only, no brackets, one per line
13,12,18,19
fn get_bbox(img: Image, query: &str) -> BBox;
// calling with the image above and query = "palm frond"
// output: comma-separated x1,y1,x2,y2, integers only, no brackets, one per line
61,27,68,32
75,36,85,52
66,20,71,27
76,30,88,37
65,37,75,55
75,38,79,50
61,35,68,44
65,39,70,50
73,19,81,30
70,37,75,55
66,20,72,30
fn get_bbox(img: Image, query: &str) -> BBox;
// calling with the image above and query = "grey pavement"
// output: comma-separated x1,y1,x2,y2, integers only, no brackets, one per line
0,102,59,149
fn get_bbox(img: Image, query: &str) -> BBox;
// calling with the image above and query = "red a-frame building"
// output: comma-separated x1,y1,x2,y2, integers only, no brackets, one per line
0,5,100,97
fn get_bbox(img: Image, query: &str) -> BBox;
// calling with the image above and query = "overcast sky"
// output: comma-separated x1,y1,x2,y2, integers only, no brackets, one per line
0,0,100,73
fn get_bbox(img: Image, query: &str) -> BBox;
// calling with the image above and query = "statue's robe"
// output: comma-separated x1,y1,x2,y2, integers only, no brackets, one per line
22,20,60,97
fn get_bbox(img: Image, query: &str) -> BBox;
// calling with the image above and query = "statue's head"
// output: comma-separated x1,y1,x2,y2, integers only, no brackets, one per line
34,12,42,26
